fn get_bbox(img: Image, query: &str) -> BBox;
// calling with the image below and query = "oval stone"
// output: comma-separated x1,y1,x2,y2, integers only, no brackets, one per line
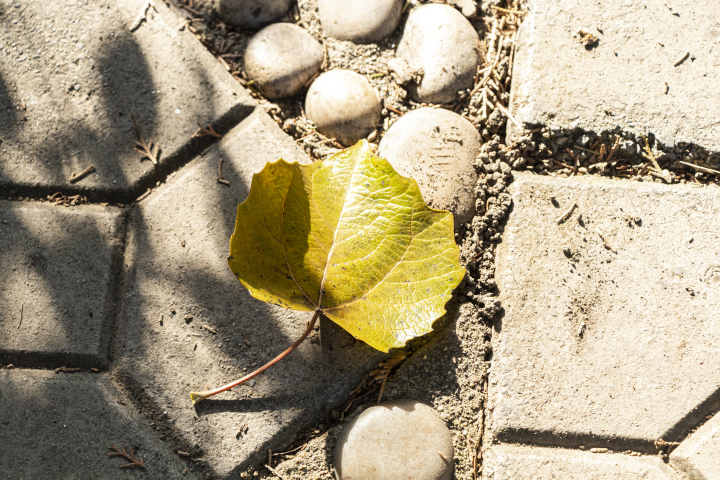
305,70,382,146
244,23,324,99
217,0,292,30
318,0,403,44
395,4,480,104
378,108,481,225
335,400,454,480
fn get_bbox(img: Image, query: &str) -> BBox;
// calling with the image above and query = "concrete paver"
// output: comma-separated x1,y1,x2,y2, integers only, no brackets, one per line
0,0,254,199
0,201,126,368
483,444,676,479
489,173,720,451
114,109,387,478
508,0,720,150
0,369,197,479
670,413,720,479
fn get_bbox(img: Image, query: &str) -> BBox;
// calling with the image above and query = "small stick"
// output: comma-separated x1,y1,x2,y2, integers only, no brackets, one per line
191,122,222,139
136,189,151,202
674,51,689,67
265,464,285,479
491,5,527,15
268,449,272,468
552,159,574,170
596,228,617,253
202,324,217,334
16,303,23,329
386,105,404,116
217,158,230,186
678,161,720,175
556,202,577,225
69,165,95,183
494,102,522,130
605,136,620,162
129,1,152,31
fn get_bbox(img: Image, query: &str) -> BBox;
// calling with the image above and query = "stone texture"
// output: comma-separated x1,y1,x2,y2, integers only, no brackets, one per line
318,0,403,44
335,400,454,480
305,69,382,146
0,0,254,199
378,107,481,225
244,23,324,99
508,0,720,150
218,0,293,30
114,109,386,478
483,445,676,479
0,370,196,479
670,413,720,479
395,4,480,104
490,173,720,452
0,201,126,368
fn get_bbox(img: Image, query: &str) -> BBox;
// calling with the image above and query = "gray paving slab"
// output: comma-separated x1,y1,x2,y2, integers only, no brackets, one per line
483,444,677,479
508,0,720,151
113,109,387,478
489,173,720,452
0,369,197,479
0,200,125,368
0,0,254,199
670,413,720,479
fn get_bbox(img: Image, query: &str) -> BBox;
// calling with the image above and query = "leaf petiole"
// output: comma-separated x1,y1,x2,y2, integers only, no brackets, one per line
190,309,321,405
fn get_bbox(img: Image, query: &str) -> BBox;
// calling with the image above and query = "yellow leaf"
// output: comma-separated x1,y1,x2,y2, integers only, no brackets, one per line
228,140,464,352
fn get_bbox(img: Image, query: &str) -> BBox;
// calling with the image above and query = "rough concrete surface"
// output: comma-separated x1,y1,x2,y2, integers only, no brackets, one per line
0,201,126,368
274,301,494,480
508,0,720,150
483,444,677,479
0,0,254,198
670,413,720,479
0,369,197,479
113,109,387,478
490,173,720,452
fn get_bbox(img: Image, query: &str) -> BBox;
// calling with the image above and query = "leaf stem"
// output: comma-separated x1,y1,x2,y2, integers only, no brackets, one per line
190,310,321,405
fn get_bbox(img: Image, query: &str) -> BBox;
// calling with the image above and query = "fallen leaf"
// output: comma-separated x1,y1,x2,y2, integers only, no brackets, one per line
228,140,463,352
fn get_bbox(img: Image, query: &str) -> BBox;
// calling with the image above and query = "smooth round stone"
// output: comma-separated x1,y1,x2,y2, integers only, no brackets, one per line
318,0,403,43
395,4,480,104
218,0,292,30
378,108,481,225
335,400,454,480
244,24,324,99
305,70,382,146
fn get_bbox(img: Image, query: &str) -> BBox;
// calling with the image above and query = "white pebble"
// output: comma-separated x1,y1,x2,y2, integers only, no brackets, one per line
217,0,292,29
244,23,324,99
305,70,382,146
378,108,481,225
318,0,403,44
395,4,480,103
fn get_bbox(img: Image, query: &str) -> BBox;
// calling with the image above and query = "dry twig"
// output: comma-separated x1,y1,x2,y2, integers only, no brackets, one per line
69,165,95,183
108,444,147,469
217,158,230,186
129,1,153,31
131,113,160,165
192,122,222,139
556,202,577,225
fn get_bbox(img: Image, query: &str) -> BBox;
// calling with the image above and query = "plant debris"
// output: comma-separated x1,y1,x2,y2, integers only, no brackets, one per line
69,165,95,183
577,28,599,47
57,367,81,374
107,444,147,469
191,122,223,139
217,157,230,186
47,192,88,206
131,113,160,165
